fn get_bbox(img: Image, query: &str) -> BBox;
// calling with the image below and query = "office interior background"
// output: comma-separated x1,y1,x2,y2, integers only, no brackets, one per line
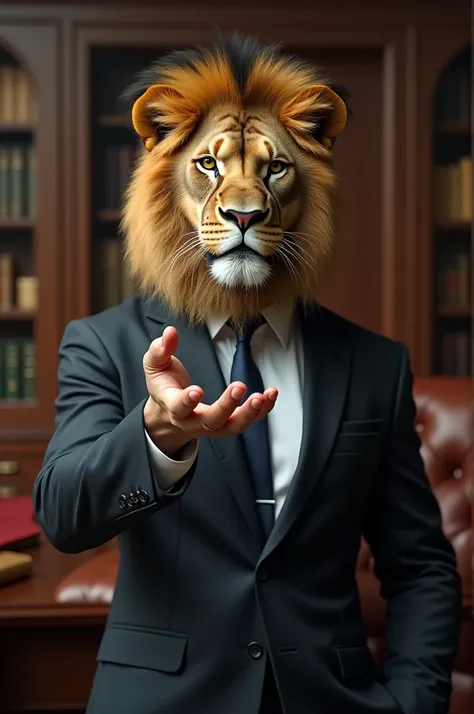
0,1,472,713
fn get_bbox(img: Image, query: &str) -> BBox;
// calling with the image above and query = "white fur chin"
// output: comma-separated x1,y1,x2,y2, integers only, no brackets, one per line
210,253,272,288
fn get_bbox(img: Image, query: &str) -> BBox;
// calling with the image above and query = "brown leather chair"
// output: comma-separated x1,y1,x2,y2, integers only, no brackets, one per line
56,377,474,714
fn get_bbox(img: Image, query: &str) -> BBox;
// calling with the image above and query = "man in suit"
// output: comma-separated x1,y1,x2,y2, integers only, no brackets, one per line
34,36,461,714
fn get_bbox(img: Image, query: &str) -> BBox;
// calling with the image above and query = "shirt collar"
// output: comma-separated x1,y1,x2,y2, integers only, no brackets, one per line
207,302,295,349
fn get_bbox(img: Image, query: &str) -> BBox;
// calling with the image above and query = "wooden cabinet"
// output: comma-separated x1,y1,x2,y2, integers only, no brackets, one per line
0,0,470,455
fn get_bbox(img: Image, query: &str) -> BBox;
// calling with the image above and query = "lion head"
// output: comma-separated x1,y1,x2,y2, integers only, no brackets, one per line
122,35,348,324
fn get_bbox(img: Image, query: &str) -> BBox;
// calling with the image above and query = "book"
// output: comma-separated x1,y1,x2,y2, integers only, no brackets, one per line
0,550,33,585
0,495,40,551
433,158,472,223
0,65,34,123
16,275,38,310
0,338,36,401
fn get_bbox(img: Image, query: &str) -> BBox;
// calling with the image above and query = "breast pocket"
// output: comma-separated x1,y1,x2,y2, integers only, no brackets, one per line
333,419,386,457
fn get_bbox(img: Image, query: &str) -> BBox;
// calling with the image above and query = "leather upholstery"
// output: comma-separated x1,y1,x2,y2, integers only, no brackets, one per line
55,377,473,713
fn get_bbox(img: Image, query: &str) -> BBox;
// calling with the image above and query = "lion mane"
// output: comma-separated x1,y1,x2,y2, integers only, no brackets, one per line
121,34,348,324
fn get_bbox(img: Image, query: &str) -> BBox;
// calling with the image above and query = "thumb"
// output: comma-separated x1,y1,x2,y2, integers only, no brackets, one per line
143,326,179,374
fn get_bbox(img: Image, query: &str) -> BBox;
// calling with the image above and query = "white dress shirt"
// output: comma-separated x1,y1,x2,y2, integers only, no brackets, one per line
145,304,304,518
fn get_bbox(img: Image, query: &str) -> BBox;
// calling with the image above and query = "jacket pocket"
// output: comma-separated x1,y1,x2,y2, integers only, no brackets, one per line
334,644,375,682
340,418,385,435
97,625,188,674
332,431,381,456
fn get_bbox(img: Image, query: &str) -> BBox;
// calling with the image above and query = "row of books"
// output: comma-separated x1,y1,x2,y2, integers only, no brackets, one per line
435,65,470,125
0,254,38,311
0,338,35,400
0,65,36,123
433,157,471,224
101,145,137,212
94,238,135,311
437,253,471,310
438,330,471,377
0,144,36,219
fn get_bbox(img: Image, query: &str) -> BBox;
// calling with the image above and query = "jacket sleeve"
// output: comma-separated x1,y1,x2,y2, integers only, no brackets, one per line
363,344,462,714
33,319,195,554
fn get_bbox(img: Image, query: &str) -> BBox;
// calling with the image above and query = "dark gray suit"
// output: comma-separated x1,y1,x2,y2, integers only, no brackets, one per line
33,296,462,714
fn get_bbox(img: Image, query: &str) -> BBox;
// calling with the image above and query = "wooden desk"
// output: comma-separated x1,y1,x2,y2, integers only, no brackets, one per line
0,537,110,713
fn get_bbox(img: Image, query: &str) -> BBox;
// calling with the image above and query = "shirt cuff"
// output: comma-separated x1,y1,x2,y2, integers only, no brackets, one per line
144,429,198,491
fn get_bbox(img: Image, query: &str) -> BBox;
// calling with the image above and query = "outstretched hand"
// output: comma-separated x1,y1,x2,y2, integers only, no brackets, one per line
143,326,278,456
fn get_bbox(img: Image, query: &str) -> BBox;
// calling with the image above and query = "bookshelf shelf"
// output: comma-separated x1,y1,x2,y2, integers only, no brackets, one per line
435,221,471,231
0,121,35,133
0,219,35,230
0,399,36,408
0,309,36,321
436,307,471,318
436,122,471,135
97,114,130,128
97,209,122,222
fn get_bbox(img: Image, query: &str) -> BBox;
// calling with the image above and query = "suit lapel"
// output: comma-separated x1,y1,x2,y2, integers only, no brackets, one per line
260,305,353,562
142,298,262,554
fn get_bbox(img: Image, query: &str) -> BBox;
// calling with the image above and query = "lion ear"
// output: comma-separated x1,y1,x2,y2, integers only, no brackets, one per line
280,84,347,152
132,84,201,152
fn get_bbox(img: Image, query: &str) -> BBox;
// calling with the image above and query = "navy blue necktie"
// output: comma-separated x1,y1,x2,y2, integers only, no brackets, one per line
229,316,275,541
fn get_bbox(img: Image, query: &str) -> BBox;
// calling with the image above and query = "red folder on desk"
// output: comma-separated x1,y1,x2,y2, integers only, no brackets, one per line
0,495,40,550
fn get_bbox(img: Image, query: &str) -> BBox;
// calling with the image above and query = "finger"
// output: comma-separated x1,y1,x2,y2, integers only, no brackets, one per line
255,388,278,421
197,381,247,431
219,392,268,435
165,384,204,421
144,327,178,372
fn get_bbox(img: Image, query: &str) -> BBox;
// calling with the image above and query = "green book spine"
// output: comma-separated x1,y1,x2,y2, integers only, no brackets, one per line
4,339,21,400
21,338,36,400
0,340,4,400
9,146,24,219
27,145,36,219
0,147,9,219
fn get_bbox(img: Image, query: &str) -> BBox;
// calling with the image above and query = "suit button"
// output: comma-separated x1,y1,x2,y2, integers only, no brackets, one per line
248,642,263,659
137,489,149,504
258,569,269,581
118,495,128,509
126,494,135,507
129,492,139,505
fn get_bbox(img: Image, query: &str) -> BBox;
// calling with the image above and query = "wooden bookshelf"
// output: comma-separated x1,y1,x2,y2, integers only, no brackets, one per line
431,45,472,377
88,47,157,314
0,26,60,446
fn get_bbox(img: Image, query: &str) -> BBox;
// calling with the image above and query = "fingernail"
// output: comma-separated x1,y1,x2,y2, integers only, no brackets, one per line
251,397,263,410
268,390,278,402
189,390,200,402
231,387,245,400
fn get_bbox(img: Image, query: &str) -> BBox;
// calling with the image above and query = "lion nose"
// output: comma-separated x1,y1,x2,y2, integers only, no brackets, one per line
219,208,269,233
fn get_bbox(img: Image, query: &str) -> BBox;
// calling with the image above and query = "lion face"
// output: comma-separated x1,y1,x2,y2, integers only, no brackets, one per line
122,36,348,324
178,107,303,289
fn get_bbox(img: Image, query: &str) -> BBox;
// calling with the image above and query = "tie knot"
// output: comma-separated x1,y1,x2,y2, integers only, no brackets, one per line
230,315,266,344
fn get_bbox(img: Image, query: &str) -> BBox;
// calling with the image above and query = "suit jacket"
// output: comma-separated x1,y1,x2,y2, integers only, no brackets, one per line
33,296,462,714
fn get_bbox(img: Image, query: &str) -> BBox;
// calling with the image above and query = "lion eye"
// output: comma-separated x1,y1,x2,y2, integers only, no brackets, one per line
268,160,287,175
198,156,217,171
